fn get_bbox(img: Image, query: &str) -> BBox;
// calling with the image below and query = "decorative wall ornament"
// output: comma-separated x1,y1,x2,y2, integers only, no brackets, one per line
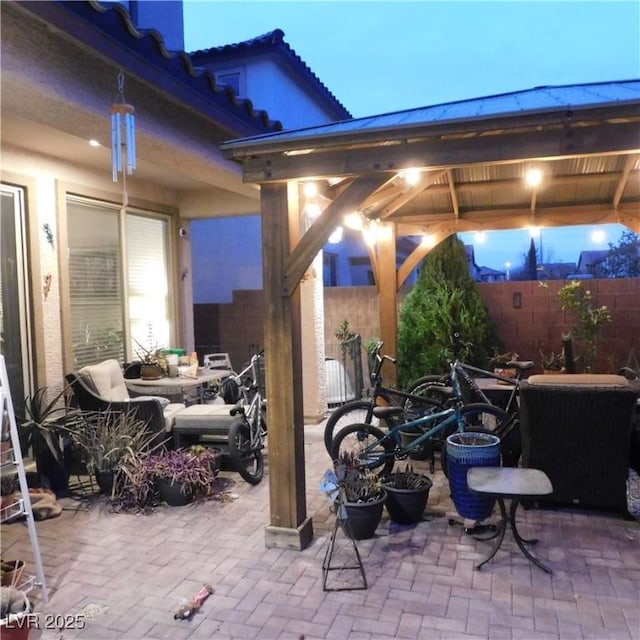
43,274,52,301
42,223,54,248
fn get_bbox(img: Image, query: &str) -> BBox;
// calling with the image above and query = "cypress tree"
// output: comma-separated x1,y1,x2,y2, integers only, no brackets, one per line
397,235,502,385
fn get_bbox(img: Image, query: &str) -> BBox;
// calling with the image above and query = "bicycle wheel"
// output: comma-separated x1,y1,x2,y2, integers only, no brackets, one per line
330,423,395,477
323,400,379,455
228,418,264,485
403,375,452,416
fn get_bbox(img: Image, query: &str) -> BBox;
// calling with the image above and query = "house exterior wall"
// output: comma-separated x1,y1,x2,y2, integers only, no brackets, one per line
195,278,640,381
2,145,189,391
244,57,342,129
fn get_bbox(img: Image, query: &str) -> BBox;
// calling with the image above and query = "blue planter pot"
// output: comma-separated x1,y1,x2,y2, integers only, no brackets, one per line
446,432,500,521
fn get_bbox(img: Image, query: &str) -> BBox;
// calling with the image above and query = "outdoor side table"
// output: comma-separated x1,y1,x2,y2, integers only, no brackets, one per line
467,467,553,574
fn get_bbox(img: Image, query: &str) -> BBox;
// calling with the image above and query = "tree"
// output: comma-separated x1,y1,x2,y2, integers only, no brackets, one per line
511,237,539,281
397,235,502,385
601,229,640,277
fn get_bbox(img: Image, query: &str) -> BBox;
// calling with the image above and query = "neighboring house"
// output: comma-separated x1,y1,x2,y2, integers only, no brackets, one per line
0,0,280,416
576,250,610,277
188,30,352,303
465,245,506,282
538,262,578,280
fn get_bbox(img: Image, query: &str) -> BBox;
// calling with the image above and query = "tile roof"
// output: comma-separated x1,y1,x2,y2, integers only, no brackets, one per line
189,29,352,121
223,79,640,147
60,1,283,134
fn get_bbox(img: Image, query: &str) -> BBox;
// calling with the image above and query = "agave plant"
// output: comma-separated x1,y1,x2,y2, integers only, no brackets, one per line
64,410,164,475
20,386,70,468
382,464,432,490
334,450,384,503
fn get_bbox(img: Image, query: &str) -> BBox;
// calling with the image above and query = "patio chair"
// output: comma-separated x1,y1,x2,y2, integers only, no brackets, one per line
66,359,185,446
519,374,638,514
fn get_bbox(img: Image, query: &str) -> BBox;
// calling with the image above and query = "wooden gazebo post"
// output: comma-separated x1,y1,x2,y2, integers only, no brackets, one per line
261,182,313,550
260,176,389,549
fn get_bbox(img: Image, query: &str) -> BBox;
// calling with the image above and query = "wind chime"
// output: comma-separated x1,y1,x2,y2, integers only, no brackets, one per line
111,71,136,205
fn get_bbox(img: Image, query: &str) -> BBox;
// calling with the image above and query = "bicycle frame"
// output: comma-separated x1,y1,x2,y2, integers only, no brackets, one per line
451,361,521,414
231,352,265,442
366,343,441,413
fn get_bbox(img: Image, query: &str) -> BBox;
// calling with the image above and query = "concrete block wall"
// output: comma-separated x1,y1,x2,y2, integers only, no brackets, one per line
195,278,639,375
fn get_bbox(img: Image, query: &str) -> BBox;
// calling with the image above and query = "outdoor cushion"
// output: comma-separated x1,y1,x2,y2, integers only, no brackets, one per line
79,359,130,401
527,373,629,387
77,359,184,430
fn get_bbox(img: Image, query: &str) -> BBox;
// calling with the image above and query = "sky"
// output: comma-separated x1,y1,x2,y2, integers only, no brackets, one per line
183,0,639,272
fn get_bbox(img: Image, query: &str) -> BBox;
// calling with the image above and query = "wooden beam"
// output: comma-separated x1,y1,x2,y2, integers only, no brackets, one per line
377,225,398,385
366,239,379,287
395,201,639,235
239,121,640,183
396,229,454,287
222,103,640,161
261,183,313,550
446,169,459,218
613,154,638,208
282,175,388,296
378,170,447,220
618,212,640,233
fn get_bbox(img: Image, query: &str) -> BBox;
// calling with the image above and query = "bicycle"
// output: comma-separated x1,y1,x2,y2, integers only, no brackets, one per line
330,358,513,478
323,342,445,455
224,351,267,485
402,334,534,467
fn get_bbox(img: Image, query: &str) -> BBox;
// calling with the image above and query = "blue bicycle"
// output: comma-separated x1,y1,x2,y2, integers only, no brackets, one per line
330,362,513,478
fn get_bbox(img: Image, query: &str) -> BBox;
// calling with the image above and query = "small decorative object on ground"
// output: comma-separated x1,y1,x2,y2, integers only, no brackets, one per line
174,583,214,620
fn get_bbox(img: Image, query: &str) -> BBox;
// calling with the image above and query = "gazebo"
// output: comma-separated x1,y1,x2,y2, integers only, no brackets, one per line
221,80,640,549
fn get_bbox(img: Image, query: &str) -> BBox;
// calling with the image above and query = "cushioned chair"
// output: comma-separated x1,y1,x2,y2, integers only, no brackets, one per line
66,359,185,445
519,374,638,514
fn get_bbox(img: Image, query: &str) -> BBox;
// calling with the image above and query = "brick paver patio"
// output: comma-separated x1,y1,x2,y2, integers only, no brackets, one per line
2,421,639,639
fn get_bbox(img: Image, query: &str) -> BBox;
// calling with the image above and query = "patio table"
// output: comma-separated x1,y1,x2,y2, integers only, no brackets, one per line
467,466,553,573
125,369,230,404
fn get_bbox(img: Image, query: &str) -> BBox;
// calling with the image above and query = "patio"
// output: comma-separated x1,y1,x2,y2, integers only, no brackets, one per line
2,421,638,640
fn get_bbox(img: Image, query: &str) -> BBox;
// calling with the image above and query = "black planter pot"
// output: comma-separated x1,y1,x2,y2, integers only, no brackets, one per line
158,479,193,506
338,491,386,540
383,478,432,524
34,443,69,498
95,470,114,495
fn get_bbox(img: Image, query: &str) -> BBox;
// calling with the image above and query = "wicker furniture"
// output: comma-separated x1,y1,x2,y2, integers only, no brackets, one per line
519,374,638,514
66,359,185,446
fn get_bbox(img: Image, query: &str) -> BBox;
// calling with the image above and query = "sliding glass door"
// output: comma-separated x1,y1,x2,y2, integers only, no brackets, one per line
0,184,33,417
66,197,171,368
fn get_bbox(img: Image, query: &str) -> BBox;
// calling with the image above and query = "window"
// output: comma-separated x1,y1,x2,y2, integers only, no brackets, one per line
216,70,243,97
323,252,338,286
67,198,171,368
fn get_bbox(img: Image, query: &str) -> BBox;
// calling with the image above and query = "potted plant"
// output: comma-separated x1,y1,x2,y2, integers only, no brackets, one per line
381,464,432,524
64,410,163,496
133,447,221,507
133,339,165,380
539,349,565,374
19,386,77,496
334,451,386,540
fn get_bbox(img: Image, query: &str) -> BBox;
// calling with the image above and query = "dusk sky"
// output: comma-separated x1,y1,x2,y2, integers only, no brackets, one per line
184,0,638,273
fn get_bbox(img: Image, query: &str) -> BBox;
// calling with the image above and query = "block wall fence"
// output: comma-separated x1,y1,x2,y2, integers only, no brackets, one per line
194,278,639,374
